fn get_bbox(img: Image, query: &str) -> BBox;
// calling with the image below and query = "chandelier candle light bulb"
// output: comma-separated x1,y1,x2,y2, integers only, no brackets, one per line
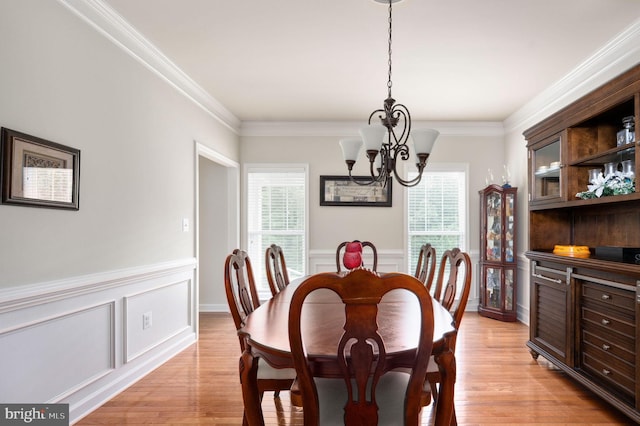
339,138,363,169
360,124,387,153
412,128,439,159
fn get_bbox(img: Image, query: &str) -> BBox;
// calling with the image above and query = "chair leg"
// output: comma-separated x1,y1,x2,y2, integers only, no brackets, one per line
430,381,438,401
274,396,286,425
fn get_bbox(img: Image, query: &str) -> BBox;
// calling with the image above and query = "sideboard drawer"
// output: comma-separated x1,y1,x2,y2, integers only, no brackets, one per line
582,282,635,312
582,351,635,399
582,329,635,365
582,307,635,340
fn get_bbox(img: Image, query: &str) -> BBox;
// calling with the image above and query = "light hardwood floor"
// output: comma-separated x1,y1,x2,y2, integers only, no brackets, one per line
77,312,634,425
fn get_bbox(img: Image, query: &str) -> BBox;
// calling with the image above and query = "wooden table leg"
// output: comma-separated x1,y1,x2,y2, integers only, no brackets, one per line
239,344,264,426
434,333,457,426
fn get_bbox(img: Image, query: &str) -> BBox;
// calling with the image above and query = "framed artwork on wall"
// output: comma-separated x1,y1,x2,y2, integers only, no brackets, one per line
320,175,392,207
1,127,80,210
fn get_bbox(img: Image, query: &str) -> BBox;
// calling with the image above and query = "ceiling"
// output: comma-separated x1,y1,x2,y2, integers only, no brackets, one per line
102,0,640,124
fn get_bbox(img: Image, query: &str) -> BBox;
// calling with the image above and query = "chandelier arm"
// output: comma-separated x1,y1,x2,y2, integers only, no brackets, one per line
391,142,410,163
391,166,424,187
347,168,386,186
368,109,386,125
390,103,411,146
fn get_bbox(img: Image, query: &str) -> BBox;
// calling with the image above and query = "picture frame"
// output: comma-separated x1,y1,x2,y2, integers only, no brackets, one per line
320,175,392,207
1,127,80,210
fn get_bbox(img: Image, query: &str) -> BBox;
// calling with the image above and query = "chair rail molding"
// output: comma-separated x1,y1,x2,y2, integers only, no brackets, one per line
0,258,197,424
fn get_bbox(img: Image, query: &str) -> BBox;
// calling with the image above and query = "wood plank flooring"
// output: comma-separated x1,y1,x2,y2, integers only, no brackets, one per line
77,312,635,425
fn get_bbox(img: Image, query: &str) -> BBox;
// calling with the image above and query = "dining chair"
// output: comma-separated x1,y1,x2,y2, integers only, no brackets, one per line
265,244,290,297
335,240,378,272
414,243,436,290
224,249,297,412
424,248,472,422
288,269,435,425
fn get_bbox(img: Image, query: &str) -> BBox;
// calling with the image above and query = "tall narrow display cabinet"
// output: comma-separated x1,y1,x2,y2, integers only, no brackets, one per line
524,64,640,423
478,184,517,321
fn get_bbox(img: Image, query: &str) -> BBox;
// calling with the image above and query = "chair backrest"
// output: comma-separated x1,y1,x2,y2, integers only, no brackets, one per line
288,269,434,426
431,248,472,329
224,249,261,350
414,243,436,290
335,240,378,272
265,244,290,296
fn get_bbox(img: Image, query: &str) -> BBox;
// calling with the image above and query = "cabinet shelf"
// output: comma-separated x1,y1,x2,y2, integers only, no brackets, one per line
529,191,640,211
569,143,635,167
534,168,560,178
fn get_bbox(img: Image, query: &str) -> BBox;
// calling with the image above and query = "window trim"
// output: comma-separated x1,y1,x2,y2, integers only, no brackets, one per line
243,163,309,299
403,162,470,274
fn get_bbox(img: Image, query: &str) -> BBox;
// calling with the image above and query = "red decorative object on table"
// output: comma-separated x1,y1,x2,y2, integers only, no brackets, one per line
343,241,363,269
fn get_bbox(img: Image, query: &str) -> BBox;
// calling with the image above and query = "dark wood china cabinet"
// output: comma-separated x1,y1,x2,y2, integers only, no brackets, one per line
525,64,640,422
478,184,517,321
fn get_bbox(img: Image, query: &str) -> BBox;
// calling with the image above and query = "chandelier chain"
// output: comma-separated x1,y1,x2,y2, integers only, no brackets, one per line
387,0,393,98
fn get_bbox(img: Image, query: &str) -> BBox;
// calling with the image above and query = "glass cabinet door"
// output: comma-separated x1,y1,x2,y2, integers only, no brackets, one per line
485,191,502,262
505,193,515,263
531,134,561,202
505,268,514,311
483,266,515,313
485,267,502,309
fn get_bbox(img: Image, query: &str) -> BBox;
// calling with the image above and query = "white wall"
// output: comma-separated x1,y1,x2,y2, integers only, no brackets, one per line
0,0,239,423
240,126,506,311
0,0,238,287
240,129,504,254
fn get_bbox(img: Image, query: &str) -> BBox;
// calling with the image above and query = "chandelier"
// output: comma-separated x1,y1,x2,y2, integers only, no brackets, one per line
339,0,439,188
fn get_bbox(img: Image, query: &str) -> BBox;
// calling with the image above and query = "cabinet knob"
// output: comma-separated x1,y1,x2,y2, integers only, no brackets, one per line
602,369,611,376
601,318,611,326
602,344,611,351
601,294,611,300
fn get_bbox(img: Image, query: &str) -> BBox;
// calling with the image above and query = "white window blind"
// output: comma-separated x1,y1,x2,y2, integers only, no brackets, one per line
407,169,467,275
247,167,306,296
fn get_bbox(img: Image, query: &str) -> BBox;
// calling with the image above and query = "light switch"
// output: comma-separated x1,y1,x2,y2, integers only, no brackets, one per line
182,218,189,232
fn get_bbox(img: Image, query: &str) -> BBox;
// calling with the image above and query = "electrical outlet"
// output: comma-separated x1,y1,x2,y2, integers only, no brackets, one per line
142,312,152,330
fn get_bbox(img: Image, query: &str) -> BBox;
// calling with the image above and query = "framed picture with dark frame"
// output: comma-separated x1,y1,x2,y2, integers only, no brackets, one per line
320,175,392,207
1,127,80,210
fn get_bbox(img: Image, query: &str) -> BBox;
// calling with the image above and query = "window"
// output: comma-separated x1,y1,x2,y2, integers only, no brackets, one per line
246,165,307,297
407,166,468,276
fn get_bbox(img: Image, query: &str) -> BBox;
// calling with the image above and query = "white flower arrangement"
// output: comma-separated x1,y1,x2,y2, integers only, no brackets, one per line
576,169,635,199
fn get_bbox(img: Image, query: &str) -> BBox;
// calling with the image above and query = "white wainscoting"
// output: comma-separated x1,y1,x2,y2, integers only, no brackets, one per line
309,249,406,274
0,258,197,424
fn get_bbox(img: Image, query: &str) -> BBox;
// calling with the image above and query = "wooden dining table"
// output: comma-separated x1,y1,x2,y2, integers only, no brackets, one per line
237,273,458,426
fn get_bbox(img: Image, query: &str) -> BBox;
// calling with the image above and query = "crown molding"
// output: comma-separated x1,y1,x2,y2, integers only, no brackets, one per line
53,0,504,139
504,18,640,134
57,0,241,134
240,120,505,138
56,0,640,139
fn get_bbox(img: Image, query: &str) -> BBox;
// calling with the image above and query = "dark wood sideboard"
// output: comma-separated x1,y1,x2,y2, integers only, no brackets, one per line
524,64,640,423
